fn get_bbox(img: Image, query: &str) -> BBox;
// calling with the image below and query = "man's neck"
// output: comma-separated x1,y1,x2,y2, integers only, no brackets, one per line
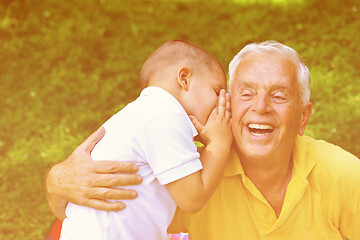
244,156,292,188
238,149,294,217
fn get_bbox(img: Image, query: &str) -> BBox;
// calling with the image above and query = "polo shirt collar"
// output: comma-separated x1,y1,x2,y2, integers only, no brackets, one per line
223,135,317,181
223,135,318,231
292,135,317,180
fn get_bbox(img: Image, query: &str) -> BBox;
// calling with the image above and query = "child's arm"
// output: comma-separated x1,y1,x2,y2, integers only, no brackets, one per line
166,89,232,213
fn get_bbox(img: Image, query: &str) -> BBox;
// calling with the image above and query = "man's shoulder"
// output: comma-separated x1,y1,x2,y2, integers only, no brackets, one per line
302,135,358,161
300,135,359,178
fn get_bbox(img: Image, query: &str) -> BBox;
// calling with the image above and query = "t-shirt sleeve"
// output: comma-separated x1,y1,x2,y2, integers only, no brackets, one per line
132,113,202,185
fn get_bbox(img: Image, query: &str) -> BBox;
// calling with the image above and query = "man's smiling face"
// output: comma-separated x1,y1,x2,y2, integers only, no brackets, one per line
230,52,307,163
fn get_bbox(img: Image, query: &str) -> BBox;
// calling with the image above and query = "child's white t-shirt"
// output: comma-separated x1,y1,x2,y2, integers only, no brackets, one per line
60,86,202,240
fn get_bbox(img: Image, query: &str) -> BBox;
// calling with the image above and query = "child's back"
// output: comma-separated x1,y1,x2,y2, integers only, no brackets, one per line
62,86,202,239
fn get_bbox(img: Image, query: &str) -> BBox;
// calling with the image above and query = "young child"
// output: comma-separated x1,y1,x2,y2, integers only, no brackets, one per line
60,40,232,240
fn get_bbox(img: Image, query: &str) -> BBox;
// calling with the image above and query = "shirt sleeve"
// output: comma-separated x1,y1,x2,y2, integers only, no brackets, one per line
338,155,360,239
132,113,202,185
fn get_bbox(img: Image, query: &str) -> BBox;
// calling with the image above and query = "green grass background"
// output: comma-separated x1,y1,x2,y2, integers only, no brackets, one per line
1,0,359,239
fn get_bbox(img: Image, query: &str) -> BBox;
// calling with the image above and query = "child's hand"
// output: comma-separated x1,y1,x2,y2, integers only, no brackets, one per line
190,89,232,147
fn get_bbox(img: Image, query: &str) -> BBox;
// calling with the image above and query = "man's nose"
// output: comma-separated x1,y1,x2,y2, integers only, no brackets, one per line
251,94,272,114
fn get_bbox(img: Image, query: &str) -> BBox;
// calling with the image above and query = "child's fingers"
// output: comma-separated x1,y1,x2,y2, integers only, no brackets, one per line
217,89,226,117
225,93,231,121
208,102,218,120
189,115,204,134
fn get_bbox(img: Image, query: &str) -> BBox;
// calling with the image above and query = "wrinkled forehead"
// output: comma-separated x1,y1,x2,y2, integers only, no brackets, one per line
229,52,298,93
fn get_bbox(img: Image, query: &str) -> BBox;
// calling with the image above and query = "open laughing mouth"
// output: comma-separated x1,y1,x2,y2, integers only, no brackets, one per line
247,123,274,137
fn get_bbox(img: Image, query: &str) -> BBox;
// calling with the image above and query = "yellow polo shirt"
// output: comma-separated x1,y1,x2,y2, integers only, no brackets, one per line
168,135,360,239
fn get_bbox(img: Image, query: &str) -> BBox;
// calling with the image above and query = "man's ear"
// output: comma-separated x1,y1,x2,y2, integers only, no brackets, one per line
299,102,312,136
177,67,192,91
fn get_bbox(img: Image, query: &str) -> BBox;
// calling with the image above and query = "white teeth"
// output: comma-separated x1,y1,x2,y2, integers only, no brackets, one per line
248,123,274,130
252,132,266,136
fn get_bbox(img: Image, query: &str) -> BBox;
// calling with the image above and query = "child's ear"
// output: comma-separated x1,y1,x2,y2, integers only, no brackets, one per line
177,67,192,91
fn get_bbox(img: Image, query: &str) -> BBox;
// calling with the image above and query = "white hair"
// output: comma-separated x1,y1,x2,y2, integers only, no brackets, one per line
228,40,311,103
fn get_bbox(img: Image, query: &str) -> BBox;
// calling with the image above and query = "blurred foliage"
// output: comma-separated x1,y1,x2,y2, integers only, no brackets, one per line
0,0,359,239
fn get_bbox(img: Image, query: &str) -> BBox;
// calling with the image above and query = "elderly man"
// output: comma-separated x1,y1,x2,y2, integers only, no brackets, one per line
46,41,360,239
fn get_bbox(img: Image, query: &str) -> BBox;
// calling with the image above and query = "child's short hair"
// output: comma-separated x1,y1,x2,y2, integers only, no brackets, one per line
139,40,221,88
